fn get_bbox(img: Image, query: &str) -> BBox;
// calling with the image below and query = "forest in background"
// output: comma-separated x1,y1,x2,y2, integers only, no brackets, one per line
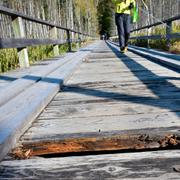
0,0,99,38
97,0,180,36
0,0,99,72
0,0,179,41
97,0,179,53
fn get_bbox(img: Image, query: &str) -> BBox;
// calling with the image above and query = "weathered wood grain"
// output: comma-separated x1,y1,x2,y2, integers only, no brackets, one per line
19,41,180,145
12,16,29,68
130,33,180,40
1,150,180,179
21,112,180,144
0,38,67,49
126,45,180,70
11,133,180,159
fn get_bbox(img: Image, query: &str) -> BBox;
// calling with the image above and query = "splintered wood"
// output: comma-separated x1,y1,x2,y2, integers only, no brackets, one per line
12,134,180,159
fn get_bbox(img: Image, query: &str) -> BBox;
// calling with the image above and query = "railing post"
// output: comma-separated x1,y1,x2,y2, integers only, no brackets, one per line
75,33,79,50
12,16,29,68
50,27,59,56
166,21,172,49
78,33,81,48
66,30,71,52
147,27,151,48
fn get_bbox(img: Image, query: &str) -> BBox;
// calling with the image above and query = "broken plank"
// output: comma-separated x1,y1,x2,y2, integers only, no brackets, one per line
11,133,180,158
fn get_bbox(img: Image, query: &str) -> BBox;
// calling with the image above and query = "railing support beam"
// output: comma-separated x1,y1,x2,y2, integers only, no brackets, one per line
12,16,29,68
66,30,72,52
50,27,59,56
78,33,82,48
166,21,172,49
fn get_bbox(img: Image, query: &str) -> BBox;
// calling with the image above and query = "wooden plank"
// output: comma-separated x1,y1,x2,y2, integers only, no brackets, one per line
130,33,180,40
108,42,180,70
128,45,180,61
55,82,180,101
12,16,29,68
1,150,180,179
22,112,180,143
0,38,67,49
50,27,59,56
39,99,180,120
130,35,163,40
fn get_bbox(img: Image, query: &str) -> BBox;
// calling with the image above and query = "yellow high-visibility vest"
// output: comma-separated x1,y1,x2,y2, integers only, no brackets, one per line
112,0,136,14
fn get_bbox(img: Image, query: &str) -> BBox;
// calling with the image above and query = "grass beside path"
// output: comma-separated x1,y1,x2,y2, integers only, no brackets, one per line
0,41,91,73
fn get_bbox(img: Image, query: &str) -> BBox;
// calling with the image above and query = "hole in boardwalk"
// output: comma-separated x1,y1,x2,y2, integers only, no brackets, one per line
38,147,180,159
11,134,180,159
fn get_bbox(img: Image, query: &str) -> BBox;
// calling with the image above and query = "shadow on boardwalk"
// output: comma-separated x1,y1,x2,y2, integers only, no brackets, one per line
62,42,180,117
0,42,179,117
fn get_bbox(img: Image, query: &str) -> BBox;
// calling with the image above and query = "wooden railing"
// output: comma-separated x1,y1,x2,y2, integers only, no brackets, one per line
130,15,180,48
111,15,180,49
0,6,92,68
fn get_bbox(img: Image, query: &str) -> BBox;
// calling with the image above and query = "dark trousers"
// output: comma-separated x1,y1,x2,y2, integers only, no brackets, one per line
115,13,131,48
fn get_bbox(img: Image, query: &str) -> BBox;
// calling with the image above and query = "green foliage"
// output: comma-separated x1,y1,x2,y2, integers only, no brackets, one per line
97,0,114,36
0,49,18,73
0,0,99,73
28,45,54,64
130,24,180,53
172,23,180,33
59,44,69,54
153,27,166,35
170,41,180,54
0,43,82,73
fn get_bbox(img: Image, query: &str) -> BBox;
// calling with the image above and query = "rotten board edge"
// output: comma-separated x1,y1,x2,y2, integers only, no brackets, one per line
11,133,180,159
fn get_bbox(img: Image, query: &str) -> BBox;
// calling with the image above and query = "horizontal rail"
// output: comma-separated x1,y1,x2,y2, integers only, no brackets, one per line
0,38,85,49
130,33,180,40
0,6,87,35
111,15,180,50
0,38,67,49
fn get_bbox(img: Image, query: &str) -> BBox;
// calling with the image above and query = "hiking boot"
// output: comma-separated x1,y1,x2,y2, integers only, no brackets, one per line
124,46,128,52
120,47,125,53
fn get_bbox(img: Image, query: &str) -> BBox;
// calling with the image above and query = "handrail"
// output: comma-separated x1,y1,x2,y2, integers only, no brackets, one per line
0,38,67,49
131,15,180,32
0,6,92,68
111,15,180,50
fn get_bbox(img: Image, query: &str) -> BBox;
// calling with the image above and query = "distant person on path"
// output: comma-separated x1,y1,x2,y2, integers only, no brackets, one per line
112,0,136,53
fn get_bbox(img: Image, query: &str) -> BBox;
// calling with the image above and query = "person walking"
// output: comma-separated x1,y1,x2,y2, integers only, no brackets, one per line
112,0,136,53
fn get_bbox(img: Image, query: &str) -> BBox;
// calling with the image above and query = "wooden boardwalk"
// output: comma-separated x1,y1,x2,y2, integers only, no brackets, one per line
0,41,180,179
